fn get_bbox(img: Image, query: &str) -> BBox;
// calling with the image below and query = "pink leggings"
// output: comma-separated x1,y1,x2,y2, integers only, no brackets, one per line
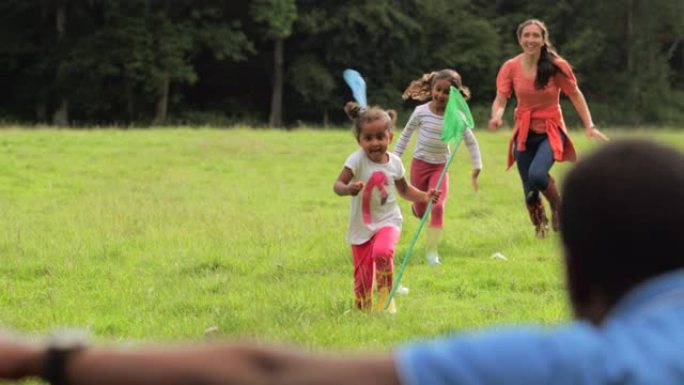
410,158,448,228
351,226,399,310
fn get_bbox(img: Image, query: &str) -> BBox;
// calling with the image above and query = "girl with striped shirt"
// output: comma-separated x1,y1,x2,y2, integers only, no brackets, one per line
394,69,483,265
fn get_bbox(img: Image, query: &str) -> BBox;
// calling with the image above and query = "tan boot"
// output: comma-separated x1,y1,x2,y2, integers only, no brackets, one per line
526,200,549,238
355,296,372,312
375,287,397,313
541,177,561,232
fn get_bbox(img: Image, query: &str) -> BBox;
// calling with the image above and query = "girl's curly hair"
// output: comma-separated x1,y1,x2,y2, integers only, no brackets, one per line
402,69,471,102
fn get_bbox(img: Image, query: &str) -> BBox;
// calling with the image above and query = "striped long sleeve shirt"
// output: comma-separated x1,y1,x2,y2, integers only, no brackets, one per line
394,103,483,169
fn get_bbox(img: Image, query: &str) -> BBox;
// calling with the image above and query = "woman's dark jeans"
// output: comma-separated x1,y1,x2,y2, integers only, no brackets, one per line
514,131,566,204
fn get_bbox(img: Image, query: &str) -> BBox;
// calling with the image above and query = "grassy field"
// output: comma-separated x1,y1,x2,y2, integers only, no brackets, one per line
1,126,682,353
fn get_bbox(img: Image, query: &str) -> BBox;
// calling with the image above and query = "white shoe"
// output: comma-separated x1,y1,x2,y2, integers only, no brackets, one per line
396,285,410,295
426,251,441,265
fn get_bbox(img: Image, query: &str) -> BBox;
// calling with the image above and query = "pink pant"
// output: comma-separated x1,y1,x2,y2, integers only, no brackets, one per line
351,226,399,310
410,158,448,228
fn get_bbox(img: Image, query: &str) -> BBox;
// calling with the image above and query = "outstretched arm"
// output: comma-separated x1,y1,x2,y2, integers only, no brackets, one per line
0,337,401,385
566,88,608,142
463,129,483,192
488,92,508,131
395,178,440,204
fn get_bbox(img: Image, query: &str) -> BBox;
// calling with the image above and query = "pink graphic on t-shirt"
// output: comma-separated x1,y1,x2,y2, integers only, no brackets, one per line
362,171,389,224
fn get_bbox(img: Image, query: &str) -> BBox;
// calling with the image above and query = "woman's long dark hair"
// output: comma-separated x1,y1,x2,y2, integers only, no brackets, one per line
517,19,564,90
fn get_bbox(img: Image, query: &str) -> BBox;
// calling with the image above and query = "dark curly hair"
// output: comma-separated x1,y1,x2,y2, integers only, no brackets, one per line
402,69,471,102
343,101,397,140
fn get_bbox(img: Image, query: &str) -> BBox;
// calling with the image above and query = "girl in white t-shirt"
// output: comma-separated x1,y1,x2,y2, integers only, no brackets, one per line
334,101,440,312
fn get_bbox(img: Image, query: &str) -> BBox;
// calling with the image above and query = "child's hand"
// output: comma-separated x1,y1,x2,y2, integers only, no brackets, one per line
426,188,440,203
348,181,365,196
471,169,481,192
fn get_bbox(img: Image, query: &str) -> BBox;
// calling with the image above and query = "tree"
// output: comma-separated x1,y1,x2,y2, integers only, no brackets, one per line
286,54,336,125
289,0,423,120
250,0,297,127
108,2,252,125
559,0,681,124
52,0,69,126
0,0,681,126
404,0,500,103
0,0,78,124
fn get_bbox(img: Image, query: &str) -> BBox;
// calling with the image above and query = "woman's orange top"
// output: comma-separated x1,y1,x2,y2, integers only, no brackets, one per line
495,54,578,169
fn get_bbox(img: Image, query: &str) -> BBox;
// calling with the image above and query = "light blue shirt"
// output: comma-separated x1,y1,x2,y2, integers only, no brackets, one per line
395,270,684,385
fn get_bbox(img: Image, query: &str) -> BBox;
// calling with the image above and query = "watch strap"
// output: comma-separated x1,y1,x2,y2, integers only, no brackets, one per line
43,344,84,385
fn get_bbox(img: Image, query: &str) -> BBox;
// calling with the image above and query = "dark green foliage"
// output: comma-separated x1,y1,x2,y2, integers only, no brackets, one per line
0,0,681,126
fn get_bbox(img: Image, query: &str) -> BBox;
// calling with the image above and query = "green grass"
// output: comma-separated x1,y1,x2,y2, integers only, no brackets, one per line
1,127,682,353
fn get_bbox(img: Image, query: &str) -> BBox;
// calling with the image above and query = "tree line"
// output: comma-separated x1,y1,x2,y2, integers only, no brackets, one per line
0,0,682,127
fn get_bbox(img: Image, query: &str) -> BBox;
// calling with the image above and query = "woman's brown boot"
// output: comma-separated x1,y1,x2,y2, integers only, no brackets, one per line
526,200,549,238
541,177,561,231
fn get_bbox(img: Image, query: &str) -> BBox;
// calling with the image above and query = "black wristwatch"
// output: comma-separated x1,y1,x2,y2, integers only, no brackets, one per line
43,330,89,385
